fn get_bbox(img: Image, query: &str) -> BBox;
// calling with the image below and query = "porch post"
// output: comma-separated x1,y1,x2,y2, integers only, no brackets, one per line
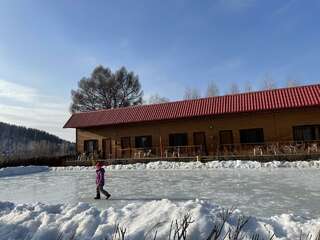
160,136,163,158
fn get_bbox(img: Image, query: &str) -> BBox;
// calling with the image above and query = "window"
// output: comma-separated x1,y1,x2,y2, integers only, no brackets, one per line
219,130,233,145
169,133,188,146
121,137,131,149
293,125,320,141
135,136,152,149
84,140,98,153
240,128,264,144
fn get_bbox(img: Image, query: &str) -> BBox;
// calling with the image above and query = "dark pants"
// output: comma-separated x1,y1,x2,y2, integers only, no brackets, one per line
96,185,110,198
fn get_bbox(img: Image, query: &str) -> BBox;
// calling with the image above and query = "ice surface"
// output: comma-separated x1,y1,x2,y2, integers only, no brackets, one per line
1,165,320,218
0,165,49,177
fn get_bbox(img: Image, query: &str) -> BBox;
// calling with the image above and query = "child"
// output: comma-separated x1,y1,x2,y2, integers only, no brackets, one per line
94,162,111,200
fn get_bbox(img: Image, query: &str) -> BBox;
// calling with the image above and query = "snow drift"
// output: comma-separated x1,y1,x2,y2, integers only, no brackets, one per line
0,166,49,177
51,160,320,172
0,200,319,240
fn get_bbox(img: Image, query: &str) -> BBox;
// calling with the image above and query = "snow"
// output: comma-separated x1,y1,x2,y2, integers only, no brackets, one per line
0,166,49,177
51,160,320,171
1,160,320,239
0,200,319,240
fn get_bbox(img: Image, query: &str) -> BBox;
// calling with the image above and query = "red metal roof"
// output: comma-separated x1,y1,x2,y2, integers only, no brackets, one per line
64,84,320,128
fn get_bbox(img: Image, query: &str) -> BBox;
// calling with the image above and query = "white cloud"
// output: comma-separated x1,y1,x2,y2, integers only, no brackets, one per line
0,79,37,102
0,79,74,141
273,0,297,16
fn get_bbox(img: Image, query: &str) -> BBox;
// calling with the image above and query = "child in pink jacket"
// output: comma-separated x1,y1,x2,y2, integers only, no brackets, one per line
94,162,111,200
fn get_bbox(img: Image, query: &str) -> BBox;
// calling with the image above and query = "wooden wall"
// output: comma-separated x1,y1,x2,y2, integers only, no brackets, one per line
76,107,320,157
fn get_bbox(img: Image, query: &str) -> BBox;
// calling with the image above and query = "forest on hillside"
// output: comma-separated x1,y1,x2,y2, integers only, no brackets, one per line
0,122,75,160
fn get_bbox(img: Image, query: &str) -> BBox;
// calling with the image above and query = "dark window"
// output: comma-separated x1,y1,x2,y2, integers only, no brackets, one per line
135,136,152,149
121,137,131,149
240,128,264,144
84,140,98,153
219,130,233,145
293,125,320,141
169,133,188,146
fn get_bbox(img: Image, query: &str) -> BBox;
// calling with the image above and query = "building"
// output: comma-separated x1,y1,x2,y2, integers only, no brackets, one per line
64,84,320,159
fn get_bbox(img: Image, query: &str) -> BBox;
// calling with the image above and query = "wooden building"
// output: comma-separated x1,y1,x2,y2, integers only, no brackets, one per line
64,84,320,159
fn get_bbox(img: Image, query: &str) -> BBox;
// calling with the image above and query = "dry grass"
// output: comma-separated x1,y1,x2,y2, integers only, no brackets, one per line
56,209,319,240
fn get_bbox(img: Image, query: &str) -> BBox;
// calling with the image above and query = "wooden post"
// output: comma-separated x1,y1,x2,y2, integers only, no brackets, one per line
160,136,163,158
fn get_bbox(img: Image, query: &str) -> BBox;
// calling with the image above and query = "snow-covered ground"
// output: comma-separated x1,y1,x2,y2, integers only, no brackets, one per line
0,160,320,239
51,159,320,171
0,200,319,240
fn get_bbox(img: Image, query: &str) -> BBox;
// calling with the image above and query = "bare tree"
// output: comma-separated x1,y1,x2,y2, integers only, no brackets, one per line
286,78,300,87
261,73,277,90
148,94,170,104
70,66,143,113
206,81,220,97
184,87,201,100
228,82,240,94
244,81,253,92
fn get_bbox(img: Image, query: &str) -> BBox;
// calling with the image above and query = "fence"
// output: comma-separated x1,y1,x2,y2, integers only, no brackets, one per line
216,140,320,157
75,140,320,162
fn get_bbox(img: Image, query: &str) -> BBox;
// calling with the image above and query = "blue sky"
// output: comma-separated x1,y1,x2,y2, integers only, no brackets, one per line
0,0,319,141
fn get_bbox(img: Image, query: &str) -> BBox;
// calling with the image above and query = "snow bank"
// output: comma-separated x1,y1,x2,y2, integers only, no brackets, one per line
51,160,320,171
0,200,319,240
0,166,49,177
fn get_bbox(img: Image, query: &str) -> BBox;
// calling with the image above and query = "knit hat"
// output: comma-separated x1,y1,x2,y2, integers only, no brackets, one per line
96,162,103,169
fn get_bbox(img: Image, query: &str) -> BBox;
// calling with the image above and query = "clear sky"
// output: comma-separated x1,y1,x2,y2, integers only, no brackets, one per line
0,0,319,141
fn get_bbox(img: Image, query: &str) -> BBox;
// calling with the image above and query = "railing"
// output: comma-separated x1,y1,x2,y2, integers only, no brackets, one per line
115,145,204,159
77,140,320,161
216,140,320,157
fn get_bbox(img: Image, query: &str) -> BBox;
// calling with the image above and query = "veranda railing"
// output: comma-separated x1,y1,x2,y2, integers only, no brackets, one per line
77,140,320,161
216,140,320,157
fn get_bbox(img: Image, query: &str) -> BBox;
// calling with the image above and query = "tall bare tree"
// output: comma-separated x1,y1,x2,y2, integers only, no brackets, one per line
286,78,301,87
70,66,143,113
184,87,201,100
244,81,253,92
228,82,240,94
148,94,170,104
261,73,277,90
206,81,220,97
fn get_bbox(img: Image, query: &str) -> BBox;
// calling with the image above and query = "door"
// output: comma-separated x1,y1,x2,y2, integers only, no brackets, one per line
219,130,233,145
121,137,131,158
102,138,112,159
193,132,207,155
219,130,234,154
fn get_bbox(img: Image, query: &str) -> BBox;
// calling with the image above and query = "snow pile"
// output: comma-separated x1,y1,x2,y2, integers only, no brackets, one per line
0,166,49,177
51,160,320,171
0,200,319,240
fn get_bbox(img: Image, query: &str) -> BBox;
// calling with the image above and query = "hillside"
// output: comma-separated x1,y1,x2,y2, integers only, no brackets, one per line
0,122,74,160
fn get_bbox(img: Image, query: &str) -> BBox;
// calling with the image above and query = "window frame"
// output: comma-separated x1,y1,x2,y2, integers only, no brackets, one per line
84,139,99,153
239,128,264,144
135,135,152,149
169,133,188,147
293,125,320,142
